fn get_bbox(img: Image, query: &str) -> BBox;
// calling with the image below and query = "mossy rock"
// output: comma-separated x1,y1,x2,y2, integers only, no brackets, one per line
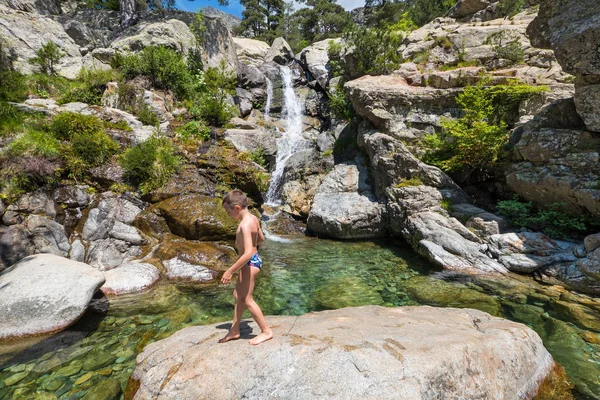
195,145,268,204
550,301,600,332
404,276,501,316
148,195,238,240
82,352,117,371
154,234,236,273
82,378,121,400
315,275,384,309
146,164,216,203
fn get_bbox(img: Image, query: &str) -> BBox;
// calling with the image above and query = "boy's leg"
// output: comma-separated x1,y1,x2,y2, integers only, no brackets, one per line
218,275,246,343
244,266,273,346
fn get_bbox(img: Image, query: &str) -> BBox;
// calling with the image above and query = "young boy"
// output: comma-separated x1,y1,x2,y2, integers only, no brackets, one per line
219,189,273,346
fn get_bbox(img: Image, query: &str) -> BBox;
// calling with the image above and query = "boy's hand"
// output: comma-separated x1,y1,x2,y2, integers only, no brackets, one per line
221,269,233,284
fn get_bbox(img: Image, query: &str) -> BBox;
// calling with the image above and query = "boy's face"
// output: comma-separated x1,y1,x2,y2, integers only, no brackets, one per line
223,204,242,220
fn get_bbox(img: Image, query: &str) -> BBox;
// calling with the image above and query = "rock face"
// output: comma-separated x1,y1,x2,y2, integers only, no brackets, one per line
0,0,62,15
264,37,293,65
297,38,339,90
528,0,600,132
507,98,600,217
130,306,555,400
0,254,105,339
307,158,388,239
110,19,196,55
0,4,82,78
233,37,270,67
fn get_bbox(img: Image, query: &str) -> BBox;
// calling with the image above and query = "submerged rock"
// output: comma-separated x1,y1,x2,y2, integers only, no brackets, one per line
129,305,556,399
0,254,105,339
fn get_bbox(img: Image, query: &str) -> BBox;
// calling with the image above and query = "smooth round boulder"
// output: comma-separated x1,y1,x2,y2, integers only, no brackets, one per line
0,254,105,339
101,262,160,295
129,306,555,400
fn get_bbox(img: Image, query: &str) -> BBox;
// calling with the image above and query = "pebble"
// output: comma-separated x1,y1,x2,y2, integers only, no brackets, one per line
4,371,29,386
74,372,93,386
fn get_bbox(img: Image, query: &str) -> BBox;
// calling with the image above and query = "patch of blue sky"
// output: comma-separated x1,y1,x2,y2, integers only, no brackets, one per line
174,0,244,17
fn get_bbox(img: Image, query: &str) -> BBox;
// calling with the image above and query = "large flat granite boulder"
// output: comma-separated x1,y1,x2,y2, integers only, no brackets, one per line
129,306,554,399
0,254,105,339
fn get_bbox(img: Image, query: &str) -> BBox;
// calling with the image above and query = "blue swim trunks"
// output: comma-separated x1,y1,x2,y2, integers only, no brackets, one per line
247,253,262,269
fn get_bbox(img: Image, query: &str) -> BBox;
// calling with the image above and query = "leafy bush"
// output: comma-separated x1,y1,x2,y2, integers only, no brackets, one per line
328,79,354,121
485,31,524,64
30,42,63,75
7,128,61,158
0,71,27,102
51,112,105,140
496,0,526,18
175,120,211,142
115,46,191,99
423,81,547,173
120,135,181,193
61,68,120,105
104,119,132,131
327,41,344,78
85,0,120,10
0,102,25,136
433,35,453,50
497,197,589,239
343,26,405,76
249,148,267,168
70,130,119,167
190,61,237,126
137,103,160,127
26,74,75,100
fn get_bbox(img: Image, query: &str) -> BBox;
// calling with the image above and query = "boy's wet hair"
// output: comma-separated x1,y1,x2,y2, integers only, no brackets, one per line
222,189,248,209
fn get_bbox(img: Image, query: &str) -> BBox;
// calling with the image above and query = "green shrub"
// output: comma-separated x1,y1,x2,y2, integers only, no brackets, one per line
51,112,105,140
0,102,25,136
497,0,526,18
137,103,160,127
104,119,132,131
497,197,589,239
423,81,547,173
70,130,119,167
26,74,75,100
85,0,120,10
120,135,181,193
7,128,61,158
249,148,267,168
115,46,191,99
175,120,211,142
0,71,27,102
60,68,120,105
322,149,333,157
433,35,453,50
412,49,430,64
327,40,344,78
30,42,63,75
328,79,354,121
485,31,524,64
190,61,237,126
343,26,405,76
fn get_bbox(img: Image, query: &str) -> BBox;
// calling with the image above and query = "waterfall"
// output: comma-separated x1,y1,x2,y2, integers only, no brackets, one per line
264,77,273,120
265,65,307,205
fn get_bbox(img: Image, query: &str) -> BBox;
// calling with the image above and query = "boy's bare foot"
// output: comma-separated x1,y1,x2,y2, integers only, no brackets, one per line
249,331,273,346
218,331,240,343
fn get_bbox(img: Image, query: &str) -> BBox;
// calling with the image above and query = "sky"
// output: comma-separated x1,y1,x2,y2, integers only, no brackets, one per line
174,0,365,18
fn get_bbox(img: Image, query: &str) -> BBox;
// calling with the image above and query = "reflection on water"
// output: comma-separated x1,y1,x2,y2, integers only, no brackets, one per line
0,237,599,399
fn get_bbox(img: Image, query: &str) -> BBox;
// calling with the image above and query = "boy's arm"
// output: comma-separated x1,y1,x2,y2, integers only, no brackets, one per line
257,222,265,245
221,224,256,284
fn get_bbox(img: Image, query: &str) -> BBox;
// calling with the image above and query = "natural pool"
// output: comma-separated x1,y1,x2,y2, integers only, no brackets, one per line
0,237,599,399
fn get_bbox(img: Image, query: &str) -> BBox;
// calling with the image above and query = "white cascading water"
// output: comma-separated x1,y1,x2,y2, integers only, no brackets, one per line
264,77,273,120
265,65,307,205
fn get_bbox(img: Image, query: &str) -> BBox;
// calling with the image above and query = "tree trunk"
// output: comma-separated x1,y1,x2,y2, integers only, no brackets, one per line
120,0,137,29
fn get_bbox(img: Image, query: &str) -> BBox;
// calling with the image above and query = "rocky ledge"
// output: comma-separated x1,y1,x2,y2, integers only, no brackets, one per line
129,305,555,399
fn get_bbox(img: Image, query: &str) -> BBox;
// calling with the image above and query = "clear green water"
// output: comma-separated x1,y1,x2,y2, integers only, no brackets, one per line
1,237,599,399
